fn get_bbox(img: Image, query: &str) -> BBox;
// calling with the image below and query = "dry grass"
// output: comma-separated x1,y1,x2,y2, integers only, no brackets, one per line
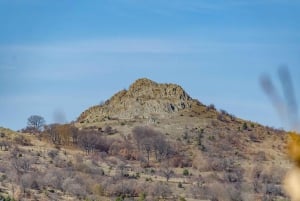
0,98,292,201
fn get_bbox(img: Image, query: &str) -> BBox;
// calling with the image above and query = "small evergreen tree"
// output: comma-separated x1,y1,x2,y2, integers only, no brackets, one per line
183,169,189,176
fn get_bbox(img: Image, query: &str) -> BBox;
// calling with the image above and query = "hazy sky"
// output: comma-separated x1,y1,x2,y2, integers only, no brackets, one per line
0,0,300,131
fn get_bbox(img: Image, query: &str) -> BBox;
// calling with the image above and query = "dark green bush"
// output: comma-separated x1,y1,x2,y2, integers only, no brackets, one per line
183,169,189,176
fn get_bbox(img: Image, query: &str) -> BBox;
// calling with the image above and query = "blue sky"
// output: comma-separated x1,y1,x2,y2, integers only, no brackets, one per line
0,0,300,131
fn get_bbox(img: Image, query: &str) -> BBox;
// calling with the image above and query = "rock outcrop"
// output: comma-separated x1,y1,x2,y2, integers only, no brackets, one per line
78,78,200,124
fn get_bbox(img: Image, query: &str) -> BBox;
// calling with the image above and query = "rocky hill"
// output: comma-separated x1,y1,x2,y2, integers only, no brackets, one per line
78,78,203,124
0,78,293,201
76,78,291,175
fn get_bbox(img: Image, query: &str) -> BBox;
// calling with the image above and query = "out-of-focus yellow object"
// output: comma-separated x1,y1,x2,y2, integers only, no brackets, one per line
285,132,300,201
287,132,300,167
284,167,300,201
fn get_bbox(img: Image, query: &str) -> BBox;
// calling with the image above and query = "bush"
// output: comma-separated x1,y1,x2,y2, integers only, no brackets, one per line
171,156,192,168
48,150,59,159
217,114,225,121
115,196,124,201
0,195,15,201
261,166,285,184
138,192,146,201
149,182,172,200
0,174,7,182
179,197,187,201
91,184,104,196
208,136,215,141
62,177,87,198
14,135,32,146
265,183,284,196
106,180,138,197
183,169,189,176
145,177,153,182
207,104,216,111
224,172,243,183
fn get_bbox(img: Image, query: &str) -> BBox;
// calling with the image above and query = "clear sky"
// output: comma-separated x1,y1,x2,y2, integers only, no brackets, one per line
0,0,300,131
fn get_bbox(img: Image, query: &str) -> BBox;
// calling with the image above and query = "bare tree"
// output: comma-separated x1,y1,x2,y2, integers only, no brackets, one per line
62,176,87,198
141,138,153,165
44,124,61,144
27,115,45,132
153,136,173,162
149,182,172,200
70,126,79,144
11,148,32,175
160,160,174,182
133,126,171,165
95,135,111,153
20,173,34,196
78,130,98,154
42,168,68,192
252,165,263,193
9,147,34,199
133,126,154,165
132,126,150,151
12,157,31,174
116,161,127,177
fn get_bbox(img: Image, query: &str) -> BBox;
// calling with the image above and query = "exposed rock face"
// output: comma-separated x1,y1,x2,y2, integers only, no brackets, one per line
78,78,199,123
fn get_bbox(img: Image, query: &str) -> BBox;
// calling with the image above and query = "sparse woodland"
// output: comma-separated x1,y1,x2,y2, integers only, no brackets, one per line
0,120,290,201
0,79,292,201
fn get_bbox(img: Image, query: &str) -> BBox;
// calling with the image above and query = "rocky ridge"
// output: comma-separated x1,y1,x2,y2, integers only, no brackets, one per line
78,78,202,124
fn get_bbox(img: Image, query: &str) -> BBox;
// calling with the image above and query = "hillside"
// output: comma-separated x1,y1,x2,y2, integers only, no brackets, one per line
0,78,292,201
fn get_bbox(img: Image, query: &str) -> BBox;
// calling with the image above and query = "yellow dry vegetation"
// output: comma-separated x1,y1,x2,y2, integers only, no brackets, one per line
287,132,300,167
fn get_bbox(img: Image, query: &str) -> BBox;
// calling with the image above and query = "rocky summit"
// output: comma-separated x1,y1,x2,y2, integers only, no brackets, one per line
78,78,202,124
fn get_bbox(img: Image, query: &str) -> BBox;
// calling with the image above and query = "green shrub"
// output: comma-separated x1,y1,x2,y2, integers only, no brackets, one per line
0,174,7,181
138,192,146,201
145,177,153,182
183,169,189,176
179,197,187,201
0,195,15,201
115,196,124,201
